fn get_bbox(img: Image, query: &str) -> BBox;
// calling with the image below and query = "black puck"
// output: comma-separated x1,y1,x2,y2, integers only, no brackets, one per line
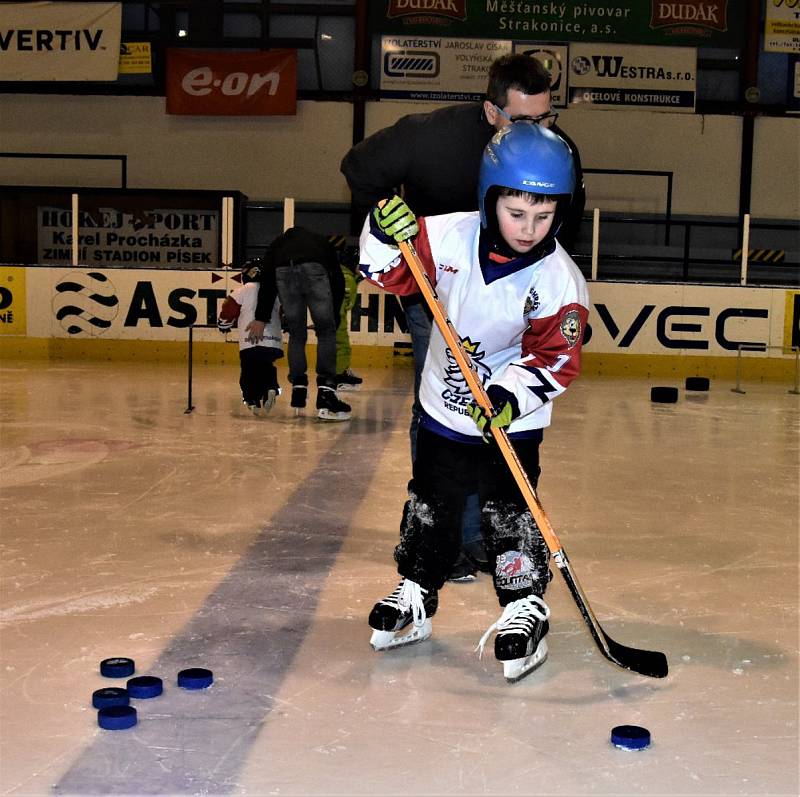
100,657,135,678
127,675,163,699
92,687,129,709
611,725,651,750
685,376,710,391
177,667,214,690
650,386,678,403
98,705,137,730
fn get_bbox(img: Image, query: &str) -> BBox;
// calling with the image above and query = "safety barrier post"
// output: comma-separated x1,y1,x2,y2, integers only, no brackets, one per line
185,325,195,413
591,208,600,281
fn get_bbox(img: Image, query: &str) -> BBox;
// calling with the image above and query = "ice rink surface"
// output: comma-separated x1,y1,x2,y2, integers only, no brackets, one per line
0,360,797,796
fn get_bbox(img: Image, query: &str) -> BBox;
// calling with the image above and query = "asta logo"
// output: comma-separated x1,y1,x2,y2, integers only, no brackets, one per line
387,0,467,22
53,271,119,337
650,1,728,33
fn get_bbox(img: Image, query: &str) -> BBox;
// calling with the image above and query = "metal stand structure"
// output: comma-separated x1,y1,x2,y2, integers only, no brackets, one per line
731,343,799,396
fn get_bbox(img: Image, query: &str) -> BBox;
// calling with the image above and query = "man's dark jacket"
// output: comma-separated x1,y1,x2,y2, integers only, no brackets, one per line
340,102,585,251
254,226,344,324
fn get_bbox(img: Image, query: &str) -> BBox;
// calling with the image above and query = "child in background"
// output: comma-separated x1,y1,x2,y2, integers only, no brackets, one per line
359,123,589,682
329,234,364,391
218,258,283,416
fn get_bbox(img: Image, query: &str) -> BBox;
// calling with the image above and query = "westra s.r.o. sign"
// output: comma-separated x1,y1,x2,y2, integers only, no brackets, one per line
166,49,297,115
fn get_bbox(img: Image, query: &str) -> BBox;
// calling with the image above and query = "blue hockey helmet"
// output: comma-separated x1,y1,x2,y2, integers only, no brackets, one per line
240,257,263,283
478,123,576,229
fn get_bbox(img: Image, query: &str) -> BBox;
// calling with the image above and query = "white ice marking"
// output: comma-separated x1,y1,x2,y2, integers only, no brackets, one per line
0,587,159,624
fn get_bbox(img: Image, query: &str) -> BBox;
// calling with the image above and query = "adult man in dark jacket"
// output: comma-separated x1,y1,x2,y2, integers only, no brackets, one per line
248,226,349,421
341,54,584,247
341,54,585,577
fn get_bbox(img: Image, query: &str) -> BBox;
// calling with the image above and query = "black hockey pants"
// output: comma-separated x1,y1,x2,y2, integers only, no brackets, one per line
239,347,281,406
394,426,551,606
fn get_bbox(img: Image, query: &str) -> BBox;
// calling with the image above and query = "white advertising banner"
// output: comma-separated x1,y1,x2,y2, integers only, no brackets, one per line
16,268,798,359
0,1,121,81
568,43,696,111
380,35,511,101
36,206,219,268
765,0,800,54
25,268,232,340
379,36,569,105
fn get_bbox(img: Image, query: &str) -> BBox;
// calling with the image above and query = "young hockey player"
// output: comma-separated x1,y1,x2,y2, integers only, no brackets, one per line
218,258,283,416
360,123,589,681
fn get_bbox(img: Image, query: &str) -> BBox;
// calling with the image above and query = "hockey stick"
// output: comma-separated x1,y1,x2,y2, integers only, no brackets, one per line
396,237,668,679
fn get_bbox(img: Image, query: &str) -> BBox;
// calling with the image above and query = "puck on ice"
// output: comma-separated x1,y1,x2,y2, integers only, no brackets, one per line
98,705,137,730
650,386,678,403
177,667,214,690
126,676,163,699
611,725,651,750
685,376,710,391
100,657,135,678
92,687,130,709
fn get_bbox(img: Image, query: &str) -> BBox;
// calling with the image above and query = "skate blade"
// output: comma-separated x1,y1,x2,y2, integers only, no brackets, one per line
293,407,304,417
370,619,432,651
337,383,362,392
317,409,351,421
502,639,548,682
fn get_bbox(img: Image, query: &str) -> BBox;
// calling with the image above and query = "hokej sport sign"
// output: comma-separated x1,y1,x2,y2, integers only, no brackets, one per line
0,1,122,80
36,207,219,268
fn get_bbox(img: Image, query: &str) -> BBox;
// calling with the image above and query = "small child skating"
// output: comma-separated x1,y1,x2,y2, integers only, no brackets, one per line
218,258,283,416
359,123,589,681
329,235,364,392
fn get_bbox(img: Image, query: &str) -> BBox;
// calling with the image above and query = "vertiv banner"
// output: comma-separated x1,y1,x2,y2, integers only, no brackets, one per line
372,1,743,48
0,1,121,81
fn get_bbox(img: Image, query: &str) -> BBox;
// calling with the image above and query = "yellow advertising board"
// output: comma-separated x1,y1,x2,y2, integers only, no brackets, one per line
0,267,26,335
119,42,152,75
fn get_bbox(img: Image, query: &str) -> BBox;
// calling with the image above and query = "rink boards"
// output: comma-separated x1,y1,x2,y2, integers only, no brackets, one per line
0,265,797,378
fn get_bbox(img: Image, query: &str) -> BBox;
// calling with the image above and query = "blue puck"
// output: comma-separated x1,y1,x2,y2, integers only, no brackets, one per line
98,705,137,730
177,667,214,690
611,725,651,750
126,675,163,699
100,657,135,678
92,687,129,709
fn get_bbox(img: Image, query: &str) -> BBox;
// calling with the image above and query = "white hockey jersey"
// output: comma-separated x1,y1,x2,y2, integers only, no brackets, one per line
360,212,589,441
227,282,283,353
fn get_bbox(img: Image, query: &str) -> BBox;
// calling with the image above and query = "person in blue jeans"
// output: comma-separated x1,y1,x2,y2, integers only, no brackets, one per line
247,226,351,421
342,55,584,579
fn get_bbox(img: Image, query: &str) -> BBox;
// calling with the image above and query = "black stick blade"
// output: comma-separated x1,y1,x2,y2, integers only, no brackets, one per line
602,630,669,679
557,552,669,679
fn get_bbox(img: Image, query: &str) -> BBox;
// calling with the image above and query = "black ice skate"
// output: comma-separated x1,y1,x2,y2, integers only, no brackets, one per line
316,386,351,421
368,579,438,651
476,595,550,682
336,368,363,392
290,385,307,417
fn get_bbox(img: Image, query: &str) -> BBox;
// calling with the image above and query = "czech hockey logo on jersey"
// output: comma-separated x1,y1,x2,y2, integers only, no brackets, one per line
560,309,582,348
523,288,540,317
495,550,533,591
440,337,490,416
